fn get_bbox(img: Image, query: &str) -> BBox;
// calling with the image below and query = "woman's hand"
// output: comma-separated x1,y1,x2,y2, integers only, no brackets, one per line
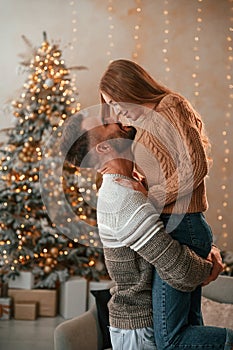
114,178,148,196
202,245,224,286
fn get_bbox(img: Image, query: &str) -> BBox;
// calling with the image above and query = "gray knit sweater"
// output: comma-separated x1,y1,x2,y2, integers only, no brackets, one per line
97,174,212,329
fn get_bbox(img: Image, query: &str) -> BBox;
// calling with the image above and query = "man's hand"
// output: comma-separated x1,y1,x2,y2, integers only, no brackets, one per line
202,245,224,286
114,178,148,196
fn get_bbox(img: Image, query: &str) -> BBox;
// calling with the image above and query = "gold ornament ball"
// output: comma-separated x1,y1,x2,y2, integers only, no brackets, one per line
45,257,53,266
50,247,59,257
44,265,52,274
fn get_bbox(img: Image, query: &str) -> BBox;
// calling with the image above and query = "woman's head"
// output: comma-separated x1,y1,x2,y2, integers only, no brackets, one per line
99,59,171,122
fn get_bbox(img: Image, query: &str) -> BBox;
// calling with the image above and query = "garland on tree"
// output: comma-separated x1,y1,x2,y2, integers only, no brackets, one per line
0,33,108,289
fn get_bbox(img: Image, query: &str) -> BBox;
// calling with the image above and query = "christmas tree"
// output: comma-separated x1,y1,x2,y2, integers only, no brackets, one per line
0,33,107,289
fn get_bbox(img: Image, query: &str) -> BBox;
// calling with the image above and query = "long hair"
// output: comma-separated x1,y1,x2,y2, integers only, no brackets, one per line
99,59,172,105
99,59,212,164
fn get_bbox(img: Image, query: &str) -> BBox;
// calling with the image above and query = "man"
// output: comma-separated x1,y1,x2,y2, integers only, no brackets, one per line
60,113,230,350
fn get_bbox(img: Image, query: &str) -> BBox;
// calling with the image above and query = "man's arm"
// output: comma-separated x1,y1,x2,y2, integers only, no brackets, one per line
113,179,222,286
202,245,224,285
114,191,212,292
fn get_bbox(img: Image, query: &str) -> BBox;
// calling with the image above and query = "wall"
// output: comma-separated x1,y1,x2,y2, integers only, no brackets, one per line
0,0,232,250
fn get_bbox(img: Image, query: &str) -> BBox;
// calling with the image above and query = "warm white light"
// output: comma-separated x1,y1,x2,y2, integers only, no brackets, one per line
217,7,232,248
162,0,170,81
106,0,115,61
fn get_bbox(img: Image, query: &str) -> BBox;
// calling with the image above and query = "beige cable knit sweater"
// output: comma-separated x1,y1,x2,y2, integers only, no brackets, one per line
97,174,212,330
130,93,209,214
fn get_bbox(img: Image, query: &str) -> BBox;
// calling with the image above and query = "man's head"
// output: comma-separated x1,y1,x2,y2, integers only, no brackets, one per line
60,113,137,169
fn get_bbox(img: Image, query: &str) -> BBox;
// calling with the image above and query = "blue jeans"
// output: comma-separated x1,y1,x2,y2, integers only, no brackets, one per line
152,212,233,349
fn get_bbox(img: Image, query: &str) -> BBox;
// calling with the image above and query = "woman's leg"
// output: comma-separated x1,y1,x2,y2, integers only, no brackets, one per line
160,213,213,326
152,269,233,349
189,286,204,325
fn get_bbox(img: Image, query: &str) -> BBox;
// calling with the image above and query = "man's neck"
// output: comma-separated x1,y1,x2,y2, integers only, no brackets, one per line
99,159,134,179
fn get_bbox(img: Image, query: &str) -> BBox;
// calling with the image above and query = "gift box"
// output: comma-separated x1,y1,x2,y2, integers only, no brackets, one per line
88,279,114,310
14,301,38,320
9,288,57,317
8,271,34,290
0,297,12,320
59,277,87,319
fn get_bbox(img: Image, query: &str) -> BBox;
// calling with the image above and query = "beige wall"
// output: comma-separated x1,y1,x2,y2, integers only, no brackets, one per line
0,0,232,250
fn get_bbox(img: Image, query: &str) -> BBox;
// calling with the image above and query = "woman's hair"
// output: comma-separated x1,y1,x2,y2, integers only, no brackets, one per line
99,59,172,106
100,59,212,163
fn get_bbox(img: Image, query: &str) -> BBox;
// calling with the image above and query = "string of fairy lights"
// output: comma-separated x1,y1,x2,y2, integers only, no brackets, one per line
69,0,78,87
192,0,202,103
106,0,115,62
132,0,143,63
106,0,143,64
162,0,171,82
216,0,232,248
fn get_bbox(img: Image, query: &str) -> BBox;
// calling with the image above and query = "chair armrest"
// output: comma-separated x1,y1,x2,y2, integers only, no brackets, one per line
54,305,102,350
202,275,233,304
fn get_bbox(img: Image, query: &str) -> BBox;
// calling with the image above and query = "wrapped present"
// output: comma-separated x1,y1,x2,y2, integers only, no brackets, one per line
0,297,12,320
9,288,57,317
14,301,38,320
8,271,34,289
59,276,87,319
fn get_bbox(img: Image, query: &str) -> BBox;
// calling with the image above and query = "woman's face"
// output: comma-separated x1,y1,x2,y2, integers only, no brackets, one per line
101,91,145,122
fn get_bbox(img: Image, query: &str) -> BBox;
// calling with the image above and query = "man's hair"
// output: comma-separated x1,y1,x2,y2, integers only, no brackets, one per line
60,113,90,167
60,114,136,168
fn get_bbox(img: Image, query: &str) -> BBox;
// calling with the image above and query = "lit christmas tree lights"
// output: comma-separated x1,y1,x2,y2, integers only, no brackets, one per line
0,33,107,288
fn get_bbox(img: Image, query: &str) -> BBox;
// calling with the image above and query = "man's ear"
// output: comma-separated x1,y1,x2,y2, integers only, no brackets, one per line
96,141,111,154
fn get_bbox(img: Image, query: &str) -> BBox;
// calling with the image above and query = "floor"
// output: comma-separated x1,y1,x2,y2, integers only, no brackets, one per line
0,316,65,350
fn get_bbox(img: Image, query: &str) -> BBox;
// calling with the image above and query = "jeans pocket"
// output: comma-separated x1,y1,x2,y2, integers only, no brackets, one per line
109,327,124,350
142,327,157,350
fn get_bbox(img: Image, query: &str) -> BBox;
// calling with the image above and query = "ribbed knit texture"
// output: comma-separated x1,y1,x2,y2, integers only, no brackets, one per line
131,93,209,214
97,174,212,329
103,246,154,329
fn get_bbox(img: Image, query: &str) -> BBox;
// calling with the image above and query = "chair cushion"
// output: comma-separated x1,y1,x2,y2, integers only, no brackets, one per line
202,296,233,329
91,289,112,350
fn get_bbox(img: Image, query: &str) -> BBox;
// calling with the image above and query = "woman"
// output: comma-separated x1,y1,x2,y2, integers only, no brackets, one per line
99,59,233,349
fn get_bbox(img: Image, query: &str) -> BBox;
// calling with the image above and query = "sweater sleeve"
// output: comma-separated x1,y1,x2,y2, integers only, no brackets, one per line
148,98,209,208
115,192,212,292
131,228,212,292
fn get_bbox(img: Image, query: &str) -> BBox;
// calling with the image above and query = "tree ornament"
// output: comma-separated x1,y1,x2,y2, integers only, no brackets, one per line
45,257,53,266
44,265,52,274
43,78,54,89
50,247,59,258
